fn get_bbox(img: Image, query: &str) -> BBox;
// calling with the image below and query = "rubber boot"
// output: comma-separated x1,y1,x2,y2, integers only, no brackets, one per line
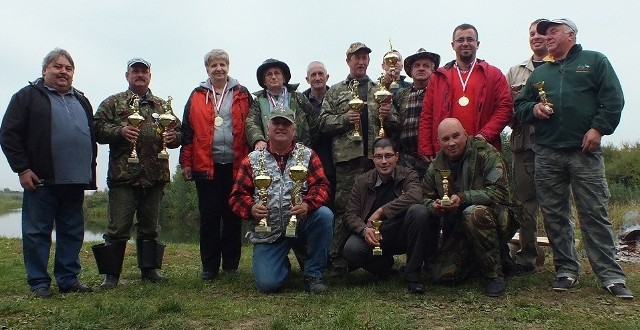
92,242,126,289
136,239,168,282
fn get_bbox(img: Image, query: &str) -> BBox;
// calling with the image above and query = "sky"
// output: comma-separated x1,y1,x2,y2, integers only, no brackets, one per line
0,0,637,191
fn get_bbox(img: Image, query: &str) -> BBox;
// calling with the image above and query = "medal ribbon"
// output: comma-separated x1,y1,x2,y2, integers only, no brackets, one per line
212,81,229,115
455,59,477,95
267,88,288,111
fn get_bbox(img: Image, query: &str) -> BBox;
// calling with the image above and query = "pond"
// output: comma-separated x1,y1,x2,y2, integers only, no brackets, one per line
0,209,105,241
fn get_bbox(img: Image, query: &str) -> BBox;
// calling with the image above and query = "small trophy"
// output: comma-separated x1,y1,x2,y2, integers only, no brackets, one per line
254,151,272,233
533,81,553,114
383,39,401,91
439,169,452,206
157,96,177,159
287,144,308,237
348,79,364,141
127,95,144,163
372,219,383,256
374,73,393,138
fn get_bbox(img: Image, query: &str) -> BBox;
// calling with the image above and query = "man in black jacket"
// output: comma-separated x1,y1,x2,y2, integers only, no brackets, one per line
0,48,97,298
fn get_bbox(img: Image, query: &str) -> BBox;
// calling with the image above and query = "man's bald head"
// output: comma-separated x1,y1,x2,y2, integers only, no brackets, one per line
438,118,468,160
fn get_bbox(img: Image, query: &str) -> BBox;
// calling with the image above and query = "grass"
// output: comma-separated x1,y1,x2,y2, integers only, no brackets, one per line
0,238,638,330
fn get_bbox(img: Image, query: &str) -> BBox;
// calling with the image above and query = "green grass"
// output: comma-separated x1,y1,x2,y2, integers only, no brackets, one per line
0,238,638,329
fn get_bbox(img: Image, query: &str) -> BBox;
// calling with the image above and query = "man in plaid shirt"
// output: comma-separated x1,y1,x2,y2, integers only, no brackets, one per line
229,108,333,293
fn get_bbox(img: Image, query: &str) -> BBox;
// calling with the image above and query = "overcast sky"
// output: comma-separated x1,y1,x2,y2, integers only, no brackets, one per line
1,0,636,191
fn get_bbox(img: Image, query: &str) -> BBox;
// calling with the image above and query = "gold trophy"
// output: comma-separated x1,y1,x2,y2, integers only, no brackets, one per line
533,81,553,114
287,144,308,237
374,73,393,137
157,96,177,160
372,219,383,256
348,79,364,141
254,151,272,233
439,169,452,206
127,95,144,163
383,39,401,91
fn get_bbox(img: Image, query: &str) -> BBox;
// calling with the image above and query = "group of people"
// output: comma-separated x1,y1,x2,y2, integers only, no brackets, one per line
0,18,633,300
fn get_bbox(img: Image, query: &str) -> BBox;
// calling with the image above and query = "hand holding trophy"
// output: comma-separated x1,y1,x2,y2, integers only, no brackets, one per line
348,79,364,141
438,169,452,206
374,73,393,138
157,96,177,159
372,219,383,255
254,151,272,233
287,144,308,237
533,81,553,114
127,95,144,163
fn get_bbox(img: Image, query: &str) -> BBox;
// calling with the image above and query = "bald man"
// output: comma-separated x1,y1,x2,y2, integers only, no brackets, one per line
420,118,520,297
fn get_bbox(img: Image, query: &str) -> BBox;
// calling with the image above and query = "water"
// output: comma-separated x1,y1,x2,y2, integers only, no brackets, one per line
0,209,105,242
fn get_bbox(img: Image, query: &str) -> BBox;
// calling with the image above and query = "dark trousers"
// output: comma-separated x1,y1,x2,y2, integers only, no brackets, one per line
195,163,242,273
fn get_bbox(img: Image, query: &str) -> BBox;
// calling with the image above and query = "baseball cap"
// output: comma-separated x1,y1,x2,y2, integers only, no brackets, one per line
346,42,372,57
269,107,295,124
127,58,151,69
536,18,578,35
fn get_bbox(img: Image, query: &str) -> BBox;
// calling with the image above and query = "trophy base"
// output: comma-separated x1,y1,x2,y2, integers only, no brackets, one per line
350,134,362,142
285,226,297,238
440,198,452,206
127,157,139,164
373,247,382,256
157,153,169,159
255,226,271,233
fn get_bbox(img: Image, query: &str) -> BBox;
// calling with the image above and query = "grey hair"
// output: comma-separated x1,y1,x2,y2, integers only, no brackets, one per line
42,48,74,72
306,61,327,75
204,49,229,67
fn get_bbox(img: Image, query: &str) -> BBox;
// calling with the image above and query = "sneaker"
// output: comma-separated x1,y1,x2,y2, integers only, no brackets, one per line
512,263,536,276
484,276,506,297
33,287,53,298
605,283,634,300
552,276,578,292
304,276,328,293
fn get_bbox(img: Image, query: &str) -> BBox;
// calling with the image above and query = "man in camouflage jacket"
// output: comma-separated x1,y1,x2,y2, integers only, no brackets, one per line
92,58,182,288
421,118,519,297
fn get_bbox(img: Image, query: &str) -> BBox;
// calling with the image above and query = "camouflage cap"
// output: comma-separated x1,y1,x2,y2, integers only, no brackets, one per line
536,18,578,35
346,42,372,57
269,107,295,124
127,58,151,69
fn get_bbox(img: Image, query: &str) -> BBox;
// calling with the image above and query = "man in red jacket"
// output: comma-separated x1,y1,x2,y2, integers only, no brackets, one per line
418,23,512,161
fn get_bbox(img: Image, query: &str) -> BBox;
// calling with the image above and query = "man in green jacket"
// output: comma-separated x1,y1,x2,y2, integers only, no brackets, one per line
514,18,633,299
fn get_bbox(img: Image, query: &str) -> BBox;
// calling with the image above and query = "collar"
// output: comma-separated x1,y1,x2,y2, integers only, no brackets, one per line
43,84,74,96
375,170,396,187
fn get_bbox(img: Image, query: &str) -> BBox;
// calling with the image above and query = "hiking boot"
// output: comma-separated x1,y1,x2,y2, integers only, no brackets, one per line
552,276,578,292
604,283,634,300
33,287,53,298
484,276,506,297
100,274,120,289
304,276,328,293
141,269,168,283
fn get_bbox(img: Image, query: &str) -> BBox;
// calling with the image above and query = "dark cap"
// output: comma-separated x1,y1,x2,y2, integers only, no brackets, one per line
269,106,295,124
346,42,372,57
127,58,151,69
256,58,291,89
536,18,578,35
404,48,441,78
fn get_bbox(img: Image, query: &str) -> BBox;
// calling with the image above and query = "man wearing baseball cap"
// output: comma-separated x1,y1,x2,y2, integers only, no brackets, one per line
515,19,633,299
230,107,333,294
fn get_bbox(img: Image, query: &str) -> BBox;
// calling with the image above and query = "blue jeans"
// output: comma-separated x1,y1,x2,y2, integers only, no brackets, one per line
22,185,86,291
533,145,626,286
252,206,333,293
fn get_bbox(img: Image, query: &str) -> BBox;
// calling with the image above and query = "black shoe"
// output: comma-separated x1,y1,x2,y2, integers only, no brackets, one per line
141,269,168,282
328,266,347,278
33,287,53,298
484,277,506,297
201,270,218,280
552,276,578,292
100,274,120,289
304,276,328,293
60,282,93,293
604,283,634,300
512,263,536,276
407,282,425,294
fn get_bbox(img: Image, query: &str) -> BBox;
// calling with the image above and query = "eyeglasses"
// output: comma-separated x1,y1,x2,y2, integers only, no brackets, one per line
373,153,397,160
453,37,477,44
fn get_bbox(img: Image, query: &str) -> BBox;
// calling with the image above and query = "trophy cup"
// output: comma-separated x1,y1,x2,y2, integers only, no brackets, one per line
383,39,401,91
533,81,553,114
372,219,383,256
348,79,364,141
157,96,177,160
287,145,308,237
439,169,452,206
127,95,144,163
254,151,272,233
374,73,393,137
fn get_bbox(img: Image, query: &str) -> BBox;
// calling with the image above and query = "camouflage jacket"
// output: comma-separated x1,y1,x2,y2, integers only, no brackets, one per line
422,137,520,243
319,77,398,163
94,90,182,187
245,84,313,148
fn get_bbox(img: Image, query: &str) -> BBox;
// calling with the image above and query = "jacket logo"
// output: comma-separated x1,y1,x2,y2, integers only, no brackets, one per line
576,64,590,73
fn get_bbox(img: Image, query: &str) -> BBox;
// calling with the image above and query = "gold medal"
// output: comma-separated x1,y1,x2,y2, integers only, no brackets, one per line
458,96,469,107
214,116,223,127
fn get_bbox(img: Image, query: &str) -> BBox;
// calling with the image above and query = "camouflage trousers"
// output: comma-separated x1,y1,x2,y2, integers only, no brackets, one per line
329,156,373,270
104,183,165,243
429,205,502,282
512,149,543,266
533,145,626,286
